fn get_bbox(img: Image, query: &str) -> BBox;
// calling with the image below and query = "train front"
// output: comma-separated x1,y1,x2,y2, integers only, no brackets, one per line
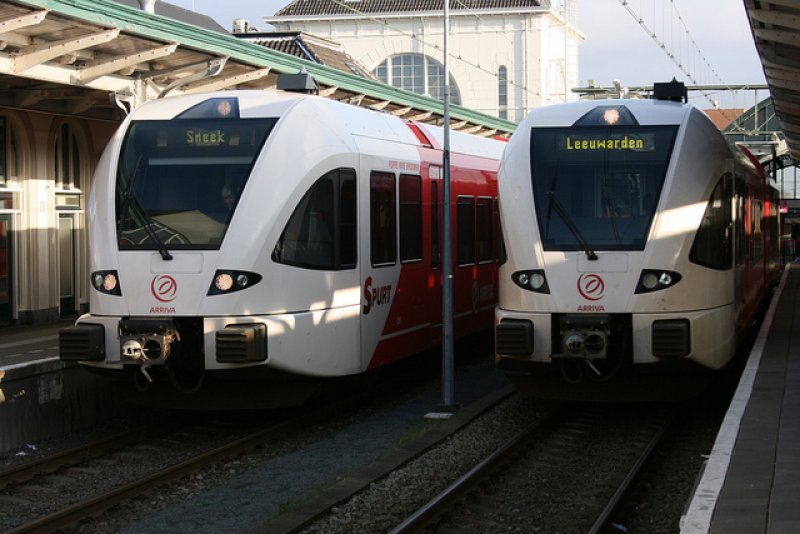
59,92,330,407
495,90,735,399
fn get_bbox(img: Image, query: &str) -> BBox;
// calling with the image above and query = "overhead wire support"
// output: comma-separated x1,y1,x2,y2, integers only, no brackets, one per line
617,0,740,123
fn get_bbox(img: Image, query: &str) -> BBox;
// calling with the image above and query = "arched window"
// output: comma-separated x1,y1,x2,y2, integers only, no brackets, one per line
373,54,462,105
498,66,508,120
0,116,21,187
54,122,82,190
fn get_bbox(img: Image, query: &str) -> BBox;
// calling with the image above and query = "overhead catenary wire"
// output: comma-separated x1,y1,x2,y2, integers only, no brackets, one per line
617,0,740,124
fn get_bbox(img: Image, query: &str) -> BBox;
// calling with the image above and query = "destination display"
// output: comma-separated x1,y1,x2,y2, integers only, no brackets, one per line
531,125,677,164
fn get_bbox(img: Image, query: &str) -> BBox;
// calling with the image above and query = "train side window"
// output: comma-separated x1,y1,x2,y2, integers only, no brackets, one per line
752,199,763,265
400,174,422,263
735,176,746,267
371,172,397,267
272,168,356,270
476,197,492,263
457,196,475,266
689,174,733,270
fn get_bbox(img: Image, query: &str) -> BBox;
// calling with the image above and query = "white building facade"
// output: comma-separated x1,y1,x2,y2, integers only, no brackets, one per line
266,0,583,123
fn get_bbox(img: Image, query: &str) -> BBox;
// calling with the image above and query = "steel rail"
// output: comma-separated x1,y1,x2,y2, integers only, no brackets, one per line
390,403,557,533
588,411,676,534
5,401,351,533
0,425,158,491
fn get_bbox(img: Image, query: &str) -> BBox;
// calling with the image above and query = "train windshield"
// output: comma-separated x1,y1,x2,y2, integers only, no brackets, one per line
530,125,678,252
116,118,276,250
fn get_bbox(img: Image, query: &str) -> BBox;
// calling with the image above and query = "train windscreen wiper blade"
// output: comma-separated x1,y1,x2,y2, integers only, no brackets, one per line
546,192,598,261
118,156,173,261
140,217,173,261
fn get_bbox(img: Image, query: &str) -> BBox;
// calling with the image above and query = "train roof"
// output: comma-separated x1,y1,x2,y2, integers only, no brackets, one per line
519,97,697,128
124,89,506,159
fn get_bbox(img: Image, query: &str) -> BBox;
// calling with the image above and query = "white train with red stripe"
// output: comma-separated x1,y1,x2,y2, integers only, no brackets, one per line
494,81,781,400
59,90,505,407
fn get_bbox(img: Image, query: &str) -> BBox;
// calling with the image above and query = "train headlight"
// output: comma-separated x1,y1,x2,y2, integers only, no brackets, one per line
635,269,682,294
512,270,550,293
215,273,234,292
208,270,263,295
641,273,659,290
91,270,122,296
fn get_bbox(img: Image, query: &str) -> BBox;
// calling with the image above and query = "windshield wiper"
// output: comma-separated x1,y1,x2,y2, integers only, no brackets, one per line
141,219,173,261
546,192,598,261
118,156,173,261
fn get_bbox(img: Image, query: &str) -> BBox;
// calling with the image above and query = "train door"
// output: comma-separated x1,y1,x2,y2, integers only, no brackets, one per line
455,195,476,329
0,214,12,322
428,166,443,331
360,169,399,369
58,213,76,316
395,172,429,338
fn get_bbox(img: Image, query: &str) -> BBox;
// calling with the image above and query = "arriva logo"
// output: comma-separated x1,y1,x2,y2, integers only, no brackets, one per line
151,275,177,303
577,273,605,301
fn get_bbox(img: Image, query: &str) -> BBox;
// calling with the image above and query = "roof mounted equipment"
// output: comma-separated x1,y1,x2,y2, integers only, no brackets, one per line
653,79,687,103
277,71,319,95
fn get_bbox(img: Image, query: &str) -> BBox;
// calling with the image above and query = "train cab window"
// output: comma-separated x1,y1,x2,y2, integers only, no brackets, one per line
371,172,396,267
530,125,677,252
457,196,475,266
689,174,733,270
116,117,277,250
273,169,356,270
400,174,422,263
476,198,492,263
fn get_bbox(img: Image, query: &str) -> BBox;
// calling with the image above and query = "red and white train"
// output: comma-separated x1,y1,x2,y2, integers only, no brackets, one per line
59,89,506,407
495,82,781,400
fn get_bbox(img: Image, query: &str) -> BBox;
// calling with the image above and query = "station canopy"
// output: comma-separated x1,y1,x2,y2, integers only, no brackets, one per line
745,0,800,162
0,0,513,137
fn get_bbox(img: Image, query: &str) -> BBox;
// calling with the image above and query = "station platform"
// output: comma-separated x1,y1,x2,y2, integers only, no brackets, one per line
0,317,72,367
0,316,122,455
682,262,800,533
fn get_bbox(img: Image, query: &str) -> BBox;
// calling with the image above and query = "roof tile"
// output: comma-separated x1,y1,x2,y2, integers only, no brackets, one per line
275,1,546,17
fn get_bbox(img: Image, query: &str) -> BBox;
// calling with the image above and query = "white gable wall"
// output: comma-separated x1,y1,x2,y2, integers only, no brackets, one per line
270,10,583,123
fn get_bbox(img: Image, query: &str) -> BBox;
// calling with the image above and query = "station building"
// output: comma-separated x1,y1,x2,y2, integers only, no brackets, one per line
264,0,583,122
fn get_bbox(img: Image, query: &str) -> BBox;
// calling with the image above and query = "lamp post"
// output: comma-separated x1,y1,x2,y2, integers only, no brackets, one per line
440,0,455,411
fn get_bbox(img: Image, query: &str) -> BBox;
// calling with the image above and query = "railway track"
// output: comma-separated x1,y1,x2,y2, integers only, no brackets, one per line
2,344,691,533
0,425,159,491
1,345,513,533
390,402,677,533
1,412,298,533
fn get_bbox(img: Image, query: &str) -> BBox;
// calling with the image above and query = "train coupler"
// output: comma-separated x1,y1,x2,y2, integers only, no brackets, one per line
121,339,154,383
118,319,179,381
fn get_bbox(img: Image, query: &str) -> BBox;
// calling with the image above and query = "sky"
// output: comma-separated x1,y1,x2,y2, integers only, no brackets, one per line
168,0,767,110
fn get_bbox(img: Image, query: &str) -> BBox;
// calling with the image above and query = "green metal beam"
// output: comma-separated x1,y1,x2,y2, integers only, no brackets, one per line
16,0,516,133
